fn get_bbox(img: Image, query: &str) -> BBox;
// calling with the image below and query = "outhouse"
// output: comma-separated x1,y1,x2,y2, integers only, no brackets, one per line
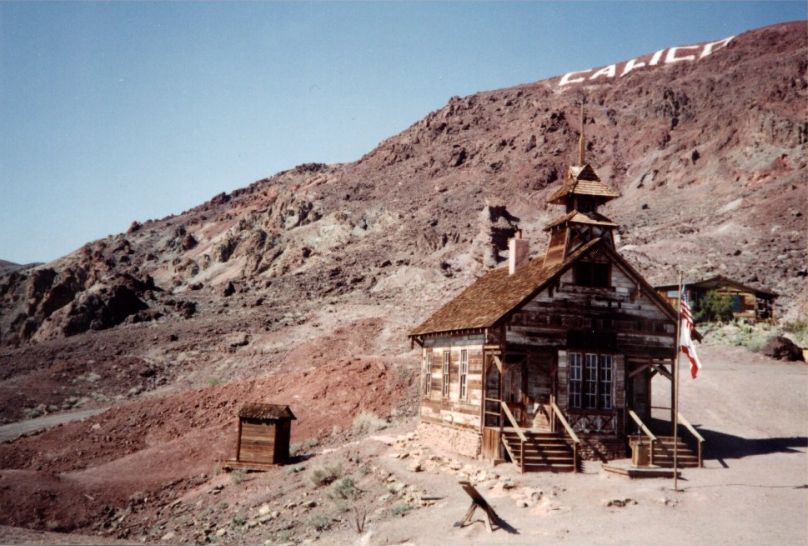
228,403,296,469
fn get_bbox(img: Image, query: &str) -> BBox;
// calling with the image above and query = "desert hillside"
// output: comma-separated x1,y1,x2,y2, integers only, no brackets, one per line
0,20,806,544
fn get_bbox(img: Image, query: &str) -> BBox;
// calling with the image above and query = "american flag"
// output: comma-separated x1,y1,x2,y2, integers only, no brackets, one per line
680,290,702,379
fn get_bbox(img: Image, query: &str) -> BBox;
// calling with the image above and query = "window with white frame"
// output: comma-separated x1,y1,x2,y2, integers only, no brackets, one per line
599,354,613,409
459,349,468,400
442,350,450,397
569,352,583,409
584,353,598,409
569,352,614,410
422,353,432,395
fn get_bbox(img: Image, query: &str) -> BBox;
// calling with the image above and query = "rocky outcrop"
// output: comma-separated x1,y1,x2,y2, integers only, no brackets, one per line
763,336,805,362
471,201,521,268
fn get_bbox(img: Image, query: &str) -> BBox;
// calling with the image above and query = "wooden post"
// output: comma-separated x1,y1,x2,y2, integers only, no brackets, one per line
520,440,524,474
673,270,683,491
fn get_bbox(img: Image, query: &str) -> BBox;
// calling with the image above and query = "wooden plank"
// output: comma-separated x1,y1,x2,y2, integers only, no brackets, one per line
222,459,278,472
493,355,504,374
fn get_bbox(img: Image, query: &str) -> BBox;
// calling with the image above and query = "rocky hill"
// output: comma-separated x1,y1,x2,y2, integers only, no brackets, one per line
0,20,805,541
2,22,805,352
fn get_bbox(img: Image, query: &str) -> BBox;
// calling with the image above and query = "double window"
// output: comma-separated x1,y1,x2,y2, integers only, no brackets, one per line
569,352,613,410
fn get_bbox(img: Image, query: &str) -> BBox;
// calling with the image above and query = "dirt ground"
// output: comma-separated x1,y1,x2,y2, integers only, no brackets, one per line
1,342,805,545
307,344,808,546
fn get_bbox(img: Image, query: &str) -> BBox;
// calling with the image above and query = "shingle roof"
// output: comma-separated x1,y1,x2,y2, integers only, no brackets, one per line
547,164,621,204
545,210,619,231
410,237,679,338
409,238,603,337
238,403,296,421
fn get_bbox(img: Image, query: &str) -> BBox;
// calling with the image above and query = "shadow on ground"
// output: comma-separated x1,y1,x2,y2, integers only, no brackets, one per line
643,416,807,461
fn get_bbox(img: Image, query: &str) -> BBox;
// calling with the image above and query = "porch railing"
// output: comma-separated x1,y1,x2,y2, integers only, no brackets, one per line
500,402,526,473
628,409,657,466
550,401,580,473
678,412,705,468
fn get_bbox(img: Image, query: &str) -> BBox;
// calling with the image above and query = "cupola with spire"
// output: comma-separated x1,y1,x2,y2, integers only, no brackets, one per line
543,102,621,268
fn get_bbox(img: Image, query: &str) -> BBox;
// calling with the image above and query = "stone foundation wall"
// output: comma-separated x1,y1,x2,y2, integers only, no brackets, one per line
417,421,481,459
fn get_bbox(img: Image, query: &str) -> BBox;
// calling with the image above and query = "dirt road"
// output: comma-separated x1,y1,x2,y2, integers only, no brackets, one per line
0,408,107,443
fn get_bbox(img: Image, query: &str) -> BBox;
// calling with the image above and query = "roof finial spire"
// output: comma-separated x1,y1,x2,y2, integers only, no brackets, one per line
578,98,586,165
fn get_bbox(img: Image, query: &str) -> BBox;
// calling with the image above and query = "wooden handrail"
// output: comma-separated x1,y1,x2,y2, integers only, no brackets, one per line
628,410,657,441
500,402,527,442
550,401,580,444
677,412,704,442
677,412,704,468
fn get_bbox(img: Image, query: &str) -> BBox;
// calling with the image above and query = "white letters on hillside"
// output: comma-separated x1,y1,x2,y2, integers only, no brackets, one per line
558,35,734,86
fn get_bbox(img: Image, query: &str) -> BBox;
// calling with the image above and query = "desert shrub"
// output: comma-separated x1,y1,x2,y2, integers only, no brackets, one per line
734,323,777,352
308,514,332,532
230,469,245,485
289,442,301,456
208,377,223,386
274,530,293,543
310,464,342,487
695,291,735,322
352,411,387,435
290,438,319,457
231,514,246,528
783,319,808,347
390,502,413,517
328,476,357,501
353,505,367,534
710,322,779,353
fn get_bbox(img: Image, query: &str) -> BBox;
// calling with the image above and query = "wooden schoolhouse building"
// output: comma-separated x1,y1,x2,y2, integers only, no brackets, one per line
409,134,703,472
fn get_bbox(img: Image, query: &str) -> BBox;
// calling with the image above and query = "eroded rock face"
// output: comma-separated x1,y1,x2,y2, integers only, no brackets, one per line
62,284,148,337
0,22,806,346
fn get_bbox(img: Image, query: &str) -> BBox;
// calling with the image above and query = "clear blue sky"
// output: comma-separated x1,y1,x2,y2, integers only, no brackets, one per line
1,2,804,264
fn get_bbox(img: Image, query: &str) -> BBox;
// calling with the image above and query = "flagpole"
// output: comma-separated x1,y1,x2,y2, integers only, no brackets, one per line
673,270,683,491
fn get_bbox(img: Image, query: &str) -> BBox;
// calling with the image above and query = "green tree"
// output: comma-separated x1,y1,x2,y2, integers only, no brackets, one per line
697,290,735,322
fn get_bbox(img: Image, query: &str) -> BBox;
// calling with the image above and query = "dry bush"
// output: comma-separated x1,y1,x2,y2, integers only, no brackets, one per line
310,464,342,487
352,411,388,434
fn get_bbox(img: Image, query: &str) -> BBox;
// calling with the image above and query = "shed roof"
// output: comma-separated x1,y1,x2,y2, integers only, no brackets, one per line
654,275,778,298
238,403,296,421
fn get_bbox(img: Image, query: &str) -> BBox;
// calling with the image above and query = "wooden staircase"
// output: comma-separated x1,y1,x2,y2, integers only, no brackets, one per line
629,409,705,469
501,430,578,472
651,436,701,468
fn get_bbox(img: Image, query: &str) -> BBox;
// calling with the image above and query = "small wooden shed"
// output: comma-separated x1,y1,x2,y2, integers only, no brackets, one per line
655,275,778,323
227,403,296,470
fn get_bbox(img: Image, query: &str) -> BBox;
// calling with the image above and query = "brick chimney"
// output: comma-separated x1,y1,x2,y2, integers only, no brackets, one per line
508,230,529,275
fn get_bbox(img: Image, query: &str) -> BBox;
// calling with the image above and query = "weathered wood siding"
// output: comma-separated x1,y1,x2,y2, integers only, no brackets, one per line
506,253,675,358
239,421,277,464
420,335,485,431
237,419,291,465
506,249,675,437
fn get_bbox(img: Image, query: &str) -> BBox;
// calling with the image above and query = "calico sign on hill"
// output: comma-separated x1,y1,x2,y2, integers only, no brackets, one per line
558,35,734,86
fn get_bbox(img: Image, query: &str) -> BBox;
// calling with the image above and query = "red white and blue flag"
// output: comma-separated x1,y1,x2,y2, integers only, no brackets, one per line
680,290,702,378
